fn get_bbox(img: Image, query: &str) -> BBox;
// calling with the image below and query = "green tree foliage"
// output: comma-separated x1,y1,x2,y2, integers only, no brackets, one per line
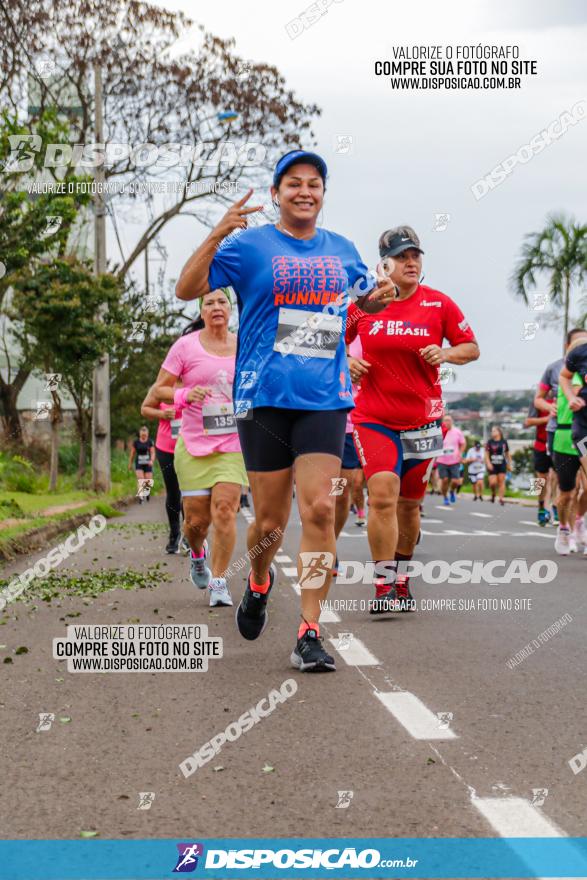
9,257,128,482
0,108,92,441
510,213,586,342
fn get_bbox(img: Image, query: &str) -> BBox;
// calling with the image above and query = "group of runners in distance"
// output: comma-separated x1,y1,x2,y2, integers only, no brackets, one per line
130,148,586,672
529,329,587,554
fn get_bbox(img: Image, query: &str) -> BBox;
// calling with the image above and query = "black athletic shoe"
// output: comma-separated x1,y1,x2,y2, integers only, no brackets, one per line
395,575,416,612
290,628,336,672
368,585,398,615
165,534,181,554
235,565,276,641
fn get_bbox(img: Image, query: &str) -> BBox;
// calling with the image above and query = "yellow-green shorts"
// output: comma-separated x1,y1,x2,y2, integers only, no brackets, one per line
174,436,248,496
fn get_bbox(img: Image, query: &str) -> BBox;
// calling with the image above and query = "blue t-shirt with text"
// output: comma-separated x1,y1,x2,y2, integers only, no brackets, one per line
207,224,375,413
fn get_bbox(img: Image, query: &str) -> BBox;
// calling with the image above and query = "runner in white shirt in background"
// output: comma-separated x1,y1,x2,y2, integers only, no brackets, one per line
465,440,486,501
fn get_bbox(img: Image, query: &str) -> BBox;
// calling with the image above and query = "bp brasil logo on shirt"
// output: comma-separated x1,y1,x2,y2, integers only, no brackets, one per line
369,318,431,337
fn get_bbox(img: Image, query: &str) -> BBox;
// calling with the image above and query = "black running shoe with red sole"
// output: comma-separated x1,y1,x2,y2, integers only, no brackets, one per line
369,585,398,615
395,575,416,612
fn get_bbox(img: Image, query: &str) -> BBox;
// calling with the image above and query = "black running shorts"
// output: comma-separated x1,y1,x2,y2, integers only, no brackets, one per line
533,449,553,474
553,451,581,492
237,407,348,472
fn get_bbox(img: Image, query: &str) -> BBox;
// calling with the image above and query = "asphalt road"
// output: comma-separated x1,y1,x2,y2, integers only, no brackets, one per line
1,492,586,848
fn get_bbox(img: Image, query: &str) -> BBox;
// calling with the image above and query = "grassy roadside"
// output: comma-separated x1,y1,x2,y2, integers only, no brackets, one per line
0,498,127,561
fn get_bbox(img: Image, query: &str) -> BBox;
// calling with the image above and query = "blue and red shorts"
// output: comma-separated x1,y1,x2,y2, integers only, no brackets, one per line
352,422,436,500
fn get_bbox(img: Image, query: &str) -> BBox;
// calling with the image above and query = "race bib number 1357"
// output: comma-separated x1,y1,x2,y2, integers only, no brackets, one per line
202,402,237,435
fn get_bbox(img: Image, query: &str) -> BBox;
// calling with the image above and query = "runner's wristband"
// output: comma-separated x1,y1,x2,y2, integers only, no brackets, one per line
173,388,189,411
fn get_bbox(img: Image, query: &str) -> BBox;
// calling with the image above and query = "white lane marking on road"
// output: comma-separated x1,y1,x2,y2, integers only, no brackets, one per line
420,530,555,538
473,796,565,837
375,691,458,740
329,637,380,666
285,581,340,621
320,606,341,623
281,566,299,578
436,505,453,511
339,531,367,538
519,520,542,527
470,512,493,518
275,554,292,563
421,518,444,524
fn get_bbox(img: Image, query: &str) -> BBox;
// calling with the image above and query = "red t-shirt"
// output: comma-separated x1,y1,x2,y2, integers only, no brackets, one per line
346,284,476,430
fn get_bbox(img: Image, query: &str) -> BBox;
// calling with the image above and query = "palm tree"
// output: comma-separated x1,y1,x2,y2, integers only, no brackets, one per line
510,214,587,345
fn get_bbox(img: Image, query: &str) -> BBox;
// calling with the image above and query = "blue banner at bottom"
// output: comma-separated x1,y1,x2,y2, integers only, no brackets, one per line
3,838,587,879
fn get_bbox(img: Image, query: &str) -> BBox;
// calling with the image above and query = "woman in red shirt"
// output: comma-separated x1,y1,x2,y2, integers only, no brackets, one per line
346,226,479,612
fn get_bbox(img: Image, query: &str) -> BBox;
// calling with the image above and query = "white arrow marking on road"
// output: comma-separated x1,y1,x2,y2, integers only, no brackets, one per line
275,554,292,563
329,637,379,666
473,796,564,837
281,567,298,578
375,691,458,740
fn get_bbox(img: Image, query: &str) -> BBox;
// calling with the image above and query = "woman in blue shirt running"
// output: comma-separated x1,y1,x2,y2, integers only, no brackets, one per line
176,149,395,672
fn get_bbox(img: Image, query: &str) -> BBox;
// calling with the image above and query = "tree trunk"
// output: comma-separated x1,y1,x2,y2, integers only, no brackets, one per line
563,272,570,351
49,390,62,492
0,380,23,444
77,410,91,478
78,434,87,477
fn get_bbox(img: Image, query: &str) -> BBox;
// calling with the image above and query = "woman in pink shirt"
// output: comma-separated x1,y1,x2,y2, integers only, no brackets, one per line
140,386,184,555
151,289,247,608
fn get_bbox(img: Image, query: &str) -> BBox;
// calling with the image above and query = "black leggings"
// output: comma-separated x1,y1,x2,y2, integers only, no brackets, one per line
155,447,182,536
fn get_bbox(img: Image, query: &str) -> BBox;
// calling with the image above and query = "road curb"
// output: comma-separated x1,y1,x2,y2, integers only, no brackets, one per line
0,494,136,563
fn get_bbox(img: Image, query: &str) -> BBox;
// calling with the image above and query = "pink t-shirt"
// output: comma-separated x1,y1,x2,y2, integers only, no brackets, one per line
161,331,241,457
155,402,182,454
436,426,465,465
346,336,363,433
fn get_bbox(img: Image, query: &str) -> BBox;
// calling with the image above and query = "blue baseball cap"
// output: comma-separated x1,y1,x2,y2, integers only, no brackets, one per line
273,150,328,187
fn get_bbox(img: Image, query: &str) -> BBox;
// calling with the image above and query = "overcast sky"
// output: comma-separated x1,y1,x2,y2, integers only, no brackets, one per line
114,0,587,393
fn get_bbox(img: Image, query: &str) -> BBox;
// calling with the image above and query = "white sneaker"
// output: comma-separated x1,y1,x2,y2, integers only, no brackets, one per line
209,577,233,607
573,517,586,549
555,527,571,555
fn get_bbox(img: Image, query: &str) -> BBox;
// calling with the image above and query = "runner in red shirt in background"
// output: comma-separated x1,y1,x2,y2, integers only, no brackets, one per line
346,226,479,612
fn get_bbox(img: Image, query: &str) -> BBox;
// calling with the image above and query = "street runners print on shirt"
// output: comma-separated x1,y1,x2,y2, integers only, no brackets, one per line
207,224,376,414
